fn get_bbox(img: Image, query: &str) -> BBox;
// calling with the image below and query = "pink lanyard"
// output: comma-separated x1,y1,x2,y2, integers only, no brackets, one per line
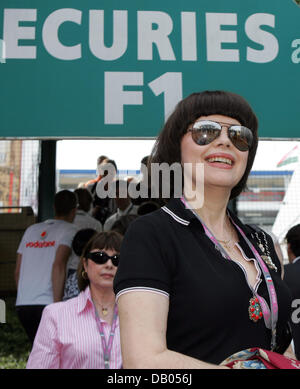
95,305,118,369
181,197,278,350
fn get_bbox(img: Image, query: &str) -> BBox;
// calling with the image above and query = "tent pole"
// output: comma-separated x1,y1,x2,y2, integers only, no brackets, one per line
37,140,57,222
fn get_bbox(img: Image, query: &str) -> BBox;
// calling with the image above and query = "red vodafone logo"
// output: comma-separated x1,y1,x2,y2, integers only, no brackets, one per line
40,231,47,239
26,241,55,248
25,230,55,248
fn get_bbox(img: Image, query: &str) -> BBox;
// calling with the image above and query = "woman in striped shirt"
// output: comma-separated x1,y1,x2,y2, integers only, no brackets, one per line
26,231,123,369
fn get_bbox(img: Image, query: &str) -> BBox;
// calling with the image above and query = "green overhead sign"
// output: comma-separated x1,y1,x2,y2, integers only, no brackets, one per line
0,0,299,138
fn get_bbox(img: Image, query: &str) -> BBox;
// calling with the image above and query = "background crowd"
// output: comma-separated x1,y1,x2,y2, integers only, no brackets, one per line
14,154,162,368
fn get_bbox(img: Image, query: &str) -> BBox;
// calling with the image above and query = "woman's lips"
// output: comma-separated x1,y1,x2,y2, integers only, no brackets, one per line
205,153,235,169
101,274,114,278
206,161,233,170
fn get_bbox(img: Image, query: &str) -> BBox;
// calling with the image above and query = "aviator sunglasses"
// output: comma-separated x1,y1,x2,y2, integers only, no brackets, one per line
86,251,120,267
188,120,253,152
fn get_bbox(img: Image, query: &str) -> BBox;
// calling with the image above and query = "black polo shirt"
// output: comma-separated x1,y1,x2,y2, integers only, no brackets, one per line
113,197,292,364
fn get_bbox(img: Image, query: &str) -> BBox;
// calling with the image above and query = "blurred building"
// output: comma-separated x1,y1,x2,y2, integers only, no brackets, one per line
237,170,293,233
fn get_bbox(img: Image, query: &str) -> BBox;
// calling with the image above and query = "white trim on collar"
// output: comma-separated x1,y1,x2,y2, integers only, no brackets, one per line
293,256,300,264
161,206,190,226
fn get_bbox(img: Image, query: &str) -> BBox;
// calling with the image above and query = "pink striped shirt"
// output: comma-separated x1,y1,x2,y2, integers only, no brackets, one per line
26,286,122,369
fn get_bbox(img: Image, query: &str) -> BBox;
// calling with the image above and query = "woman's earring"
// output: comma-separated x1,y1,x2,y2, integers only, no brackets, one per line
82,270,88,280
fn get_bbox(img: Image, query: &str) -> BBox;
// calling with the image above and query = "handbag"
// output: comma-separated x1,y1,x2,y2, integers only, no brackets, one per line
221,347,300,369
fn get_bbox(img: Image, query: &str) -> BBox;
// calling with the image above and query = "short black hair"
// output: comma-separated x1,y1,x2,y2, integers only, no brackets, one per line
72,228,97,256
74,188,93,212
98,159,118,178
54,190,77,216
286,224,300,257
149,90,258,200
97,155,108,165
105,159,117,172
141,155,149,165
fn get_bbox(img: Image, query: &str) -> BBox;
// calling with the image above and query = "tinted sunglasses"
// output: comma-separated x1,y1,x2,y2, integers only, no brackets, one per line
86,251,119,266
188,120,253,152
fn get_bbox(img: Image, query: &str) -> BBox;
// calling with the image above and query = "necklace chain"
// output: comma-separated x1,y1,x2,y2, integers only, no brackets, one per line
216,237,231,244
215,223,235,250
93,299,113,316
217,239,235,251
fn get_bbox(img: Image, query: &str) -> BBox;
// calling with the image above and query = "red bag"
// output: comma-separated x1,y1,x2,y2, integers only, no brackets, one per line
221,348,300,369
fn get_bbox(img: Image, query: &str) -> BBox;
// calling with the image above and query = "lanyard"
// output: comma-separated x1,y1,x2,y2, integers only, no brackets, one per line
181,197,278,350
230,218,278,349
94,304,118,369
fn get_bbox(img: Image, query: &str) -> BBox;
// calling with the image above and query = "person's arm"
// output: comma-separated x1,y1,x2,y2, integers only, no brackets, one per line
15,230,27,287
284,342,296,359
52,245,71,302
14,253,22,287
26,306,60,369
117,291,228,369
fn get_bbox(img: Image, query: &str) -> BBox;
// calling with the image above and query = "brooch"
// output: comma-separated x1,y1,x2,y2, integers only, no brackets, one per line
248,297,263,322
252,232,278,272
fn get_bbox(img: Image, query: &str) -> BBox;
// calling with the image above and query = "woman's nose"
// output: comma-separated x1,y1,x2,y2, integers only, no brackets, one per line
215,127,231,147
105,259,113,268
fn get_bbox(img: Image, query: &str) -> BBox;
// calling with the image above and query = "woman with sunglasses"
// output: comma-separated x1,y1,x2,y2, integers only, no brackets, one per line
27,231,123,369
114,90,293,368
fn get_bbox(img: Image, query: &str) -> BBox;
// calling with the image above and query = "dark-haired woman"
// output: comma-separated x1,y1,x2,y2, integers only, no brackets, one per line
114,90,293,368
27,231,123,369
63,228,97,301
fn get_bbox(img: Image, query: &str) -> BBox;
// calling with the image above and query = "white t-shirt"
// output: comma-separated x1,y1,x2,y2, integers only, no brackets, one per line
103,204,138,232
16,219,78,306
66,210,102,271
73,210,102,232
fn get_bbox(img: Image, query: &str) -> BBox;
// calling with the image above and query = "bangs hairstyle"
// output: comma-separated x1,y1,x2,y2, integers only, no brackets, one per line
149,90,258,200
77,231,123,291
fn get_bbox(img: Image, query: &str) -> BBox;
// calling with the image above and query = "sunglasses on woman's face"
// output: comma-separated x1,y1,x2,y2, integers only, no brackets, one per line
86,251,119,267
187,120,253,152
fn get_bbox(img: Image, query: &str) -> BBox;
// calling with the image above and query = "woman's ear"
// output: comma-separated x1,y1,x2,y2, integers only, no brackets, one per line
287,243,295,264
82,258,88,273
